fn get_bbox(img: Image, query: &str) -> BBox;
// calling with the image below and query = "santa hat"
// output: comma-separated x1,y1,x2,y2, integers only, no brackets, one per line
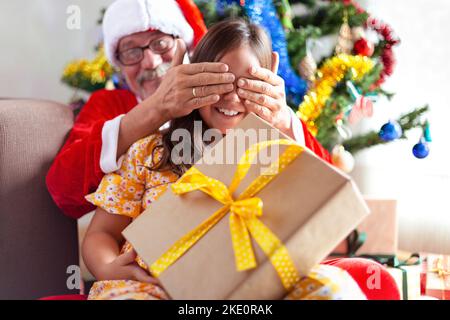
103,0,207,66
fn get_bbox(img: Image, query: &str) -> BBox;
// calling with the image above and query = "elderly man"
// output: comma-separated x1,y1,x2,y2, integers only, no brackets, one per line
46,0,331,220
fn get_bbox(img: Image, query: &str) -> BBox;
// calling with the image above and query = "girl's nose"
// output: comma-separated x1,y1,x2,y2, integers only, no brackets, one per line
140,49,163,70
222,89,242,103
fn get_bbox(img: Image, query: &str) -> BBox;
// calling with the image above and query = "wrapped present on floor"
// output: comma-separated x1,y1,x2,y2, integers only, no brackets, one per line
422,254,450,300
122,113,370,300
359,198,398,255
332,199,398,256
385,253,422,300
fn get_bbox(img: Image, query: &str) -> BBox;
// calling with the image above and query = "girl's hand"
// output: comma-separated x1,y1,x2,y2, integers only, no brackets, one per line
236,52,293,137
97,250,160,285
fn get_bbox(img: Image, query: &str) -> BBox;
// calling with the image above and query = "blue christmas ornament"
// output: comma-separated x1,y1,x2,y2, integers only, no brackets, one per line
217,0,307,105
379,120,402,141
413,138,430,159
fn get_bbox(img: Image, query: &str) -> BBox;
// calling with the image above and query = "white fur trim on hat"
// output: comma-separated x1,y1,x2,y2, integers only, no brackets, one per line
103,0,194,66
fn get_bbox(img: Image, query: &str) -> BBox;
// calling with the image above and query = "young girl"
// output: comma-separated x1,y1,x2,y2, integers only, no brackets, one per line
83,19,366,300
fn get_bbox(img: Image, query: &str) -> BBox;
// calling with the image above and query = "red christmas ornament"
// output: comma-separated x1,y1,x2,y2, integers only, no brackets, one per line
326,1,400,87
353,38,374,57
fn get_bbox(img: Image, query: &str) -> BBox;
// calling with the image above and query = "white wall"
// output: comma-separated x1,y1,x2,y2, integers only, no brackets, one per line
0,0,114,103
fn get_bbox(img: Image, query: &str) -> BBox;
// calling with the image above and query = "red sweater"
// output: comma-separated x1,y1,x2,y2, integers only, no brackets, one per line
46,89,331,219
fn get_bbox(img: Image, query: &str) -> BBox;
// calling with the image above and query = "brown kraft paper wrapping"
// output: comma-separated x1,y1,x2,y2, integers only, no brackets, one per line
122,113,370,300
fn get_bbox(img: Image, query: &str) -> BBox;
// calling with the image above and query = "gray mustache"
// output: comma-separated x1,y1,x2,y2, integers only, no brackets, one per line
137,63,171,84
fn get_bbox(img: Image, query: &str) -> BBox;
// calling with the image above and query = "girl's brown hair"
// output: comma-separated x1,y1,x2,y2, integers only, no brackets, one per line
153,19,273,176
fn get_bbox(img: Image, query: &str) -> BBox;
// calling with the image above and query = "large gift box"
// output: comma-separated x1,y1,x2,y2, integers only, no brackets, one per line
358,198,398,255
332,198,398,256
123,113,370,300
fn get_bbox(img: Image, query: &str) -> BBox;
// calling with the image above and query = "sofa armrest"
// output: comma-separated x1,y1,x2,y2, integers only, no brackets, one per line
0,99,79,299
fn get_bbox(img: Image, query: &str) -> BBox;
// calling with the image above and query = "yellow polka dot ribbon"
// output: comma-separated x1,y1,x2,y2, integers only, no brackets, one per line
149,139,304,291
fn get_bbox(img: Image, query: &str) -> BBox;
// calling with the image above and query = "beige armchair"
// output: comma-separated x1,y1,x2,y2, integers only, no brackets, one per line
0,99,79,299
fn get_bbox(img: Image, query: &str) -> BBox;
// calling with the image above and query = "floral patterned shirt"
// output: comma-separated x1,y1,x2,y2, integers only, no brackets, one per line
86,133,179,219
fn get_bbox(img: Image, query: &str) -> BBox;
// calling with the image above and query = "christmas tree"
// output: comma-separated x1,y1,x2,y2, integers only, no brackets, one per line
61,0,431,171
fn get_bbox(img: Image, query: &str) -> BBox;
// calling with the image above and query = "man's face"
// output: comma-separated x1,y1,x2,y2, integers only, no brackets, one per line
117,30,177,100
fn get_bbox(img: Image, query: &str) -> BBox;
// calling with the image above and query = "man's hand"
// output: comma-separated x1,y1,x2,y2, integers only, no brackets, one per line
96,250,161,285
150,39,236,121
236,52,293,138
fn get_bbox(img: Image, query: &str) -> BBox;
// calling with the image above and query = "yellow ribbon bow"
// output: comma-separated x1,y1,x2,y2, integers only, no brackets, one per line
430,256,450,279
429,255,450,299
149,139,304,290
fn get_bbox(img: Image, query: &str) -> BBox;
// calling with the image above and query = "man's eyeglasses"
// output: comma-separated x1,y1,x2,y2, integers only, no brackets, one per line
116,35,175,66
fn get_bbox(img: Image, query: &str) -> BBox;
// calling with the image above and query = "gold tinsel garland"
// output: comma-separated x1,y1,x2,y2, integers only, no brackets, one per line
297,54,374,136
62,46,114,88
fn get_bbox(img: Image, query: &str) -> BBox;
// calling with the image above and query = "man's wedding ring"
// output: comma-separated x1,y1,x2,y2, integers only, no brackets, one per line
192,87,197,98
